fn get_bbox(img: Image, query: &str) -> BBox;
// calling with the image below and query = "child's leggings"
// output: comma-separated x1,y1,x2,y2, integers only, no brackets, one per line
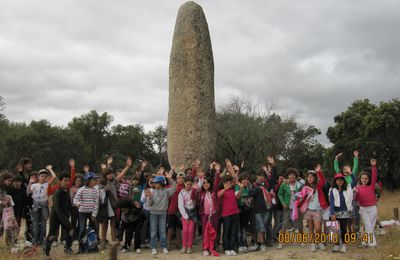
181,218,195,248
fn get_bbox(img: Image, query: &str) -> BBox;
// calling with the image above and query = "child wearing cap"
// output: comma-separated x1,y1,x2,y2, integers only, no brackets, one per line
27,169,50,246
144,170,176,255
73,172,100,253
329,169,355,253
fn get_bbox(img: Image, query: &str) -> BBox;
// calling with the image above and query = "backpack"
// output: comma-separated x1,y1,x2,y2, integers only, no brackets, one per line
81,227,98,253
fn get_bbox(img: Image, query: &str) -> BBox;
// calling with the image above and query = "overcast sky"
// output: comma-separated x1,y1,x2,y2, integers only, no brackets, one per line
1,0,399,145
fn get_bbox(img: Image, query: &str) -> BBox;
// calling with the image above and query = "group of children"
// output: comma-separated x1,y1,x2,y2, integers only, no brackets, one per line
0,151,383,258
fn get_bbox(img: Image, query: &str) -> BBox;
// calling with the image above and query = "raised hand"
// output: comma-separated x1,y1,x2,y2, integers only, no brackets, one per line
335,153,343,160
68,159,75,168
144,188,152,197
262,165,268,172
100,163,107,170
46,165,53,171
233,165,240,172
107,156,113,166
315,164,321,172
126,157,133,167
214,163,221,172
194,159,201,167
179,164,185,171
353,150,359,157
83,165,90,173
266,155,275,165
370,159,377,166
241,160,245,168
165,171,172,179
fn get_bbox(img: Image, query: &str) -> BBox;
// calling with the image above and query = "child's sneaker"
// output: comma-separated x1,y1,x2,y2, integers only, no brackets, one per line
230,250,237,256
225,250,232,256
310,243,316,252
181,247,186,254
340,245,347,253
163,248,169,254
51,241,57,247
64,248,74,255
151,249,157,255
260,245,267,252
238,246,244,253
203,250,210,256
120,245,129,253
136,248,142,254
332,245,340,252
73,240,79,245
186,248,192,254
318,243,326,250
243,246,249,253
277,243,283,250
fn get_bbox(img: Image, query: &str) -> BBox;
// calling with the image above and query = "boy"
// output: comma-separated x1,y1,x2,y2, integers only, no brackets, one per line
44,172,74,259
145,171,176,255
28,169,50,246
277,168,303,249
73,172,100,253
235,173,252,253
247,170,272,252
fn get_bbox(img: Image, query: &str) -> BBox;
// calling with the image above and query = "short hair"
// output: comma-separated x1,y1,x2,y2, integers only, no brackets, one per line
285,168,298,178
184,175,194,183
223,175,234,183
58,172,71,181
19,157,32,165
256,169,266,177
239,173,250,182
12,175,25,183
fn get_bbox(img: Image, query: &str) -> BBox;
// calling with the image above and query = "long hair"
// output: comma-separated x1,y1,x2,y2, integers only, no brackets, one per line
0,172,13,190
201,177,213,192
332,177,348,191
305,170,318,189
358,170,371,185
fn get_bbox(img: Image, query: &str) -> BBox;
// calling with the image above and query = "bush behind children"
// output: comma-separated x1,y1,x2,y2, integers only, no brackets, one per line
0,151,384,258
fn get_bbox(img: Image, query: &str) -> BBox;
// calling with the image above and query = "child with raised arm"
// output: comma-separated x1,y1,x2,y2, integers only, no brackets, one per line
354,159,378,247
145,170,176,255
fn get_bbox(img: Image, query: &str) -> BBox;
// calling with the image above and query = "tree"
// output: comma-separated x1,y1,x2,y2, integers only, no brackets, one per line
68,110,113,168
327,99,400,190
216,96,325,172
149,125,168,166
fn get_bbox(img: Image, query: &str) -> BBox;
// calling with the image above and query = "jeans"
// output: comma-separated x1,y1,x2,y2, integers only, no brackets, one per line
150,213,167,249
272,209,283,240
78,212,97,249
223,214,240,251
31,203,48,245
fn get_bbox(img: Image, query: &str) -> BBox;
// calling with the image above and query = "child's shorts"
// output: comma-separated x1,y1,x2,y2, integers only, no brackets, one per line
305,209,321,222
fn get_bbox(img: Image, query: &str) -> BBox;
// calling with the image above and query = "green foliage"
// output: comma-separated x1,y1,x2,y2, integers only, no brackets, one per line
216,96,325,174
327,99,400,189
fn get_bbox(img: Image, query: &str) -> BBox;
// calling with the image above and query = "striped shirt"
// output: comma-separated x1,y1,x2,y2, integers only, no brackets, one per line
73,186,100,217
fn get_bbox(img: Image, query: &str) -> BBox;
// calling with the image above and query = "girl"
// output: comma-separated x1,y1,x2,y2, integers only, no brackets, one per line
235,173,252,253
197,163,221,256
69,174,84,244
0,172,15,246
293,165,329,252
178,175,197,254
329,172,355,253
218,174,240,256
354,159,378,247
140,174,155,248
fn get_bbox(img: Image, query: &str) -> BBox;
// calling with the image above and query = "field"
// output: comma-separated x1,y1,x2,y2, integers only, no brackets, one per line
1,190,399,260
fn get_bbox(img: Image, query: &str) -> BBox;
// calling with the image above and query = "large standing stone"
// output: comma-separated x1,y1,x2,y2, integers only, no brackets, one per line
168,1,216,170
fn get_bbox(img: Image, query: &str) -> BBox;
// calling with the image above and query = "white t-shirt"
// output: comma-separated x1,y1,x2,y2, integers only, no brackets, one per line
31,182,48,202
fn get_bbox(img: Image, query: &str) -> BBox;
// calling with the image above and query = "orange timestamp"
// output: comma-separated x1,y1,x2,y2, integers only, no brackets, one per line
278,232,339,244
